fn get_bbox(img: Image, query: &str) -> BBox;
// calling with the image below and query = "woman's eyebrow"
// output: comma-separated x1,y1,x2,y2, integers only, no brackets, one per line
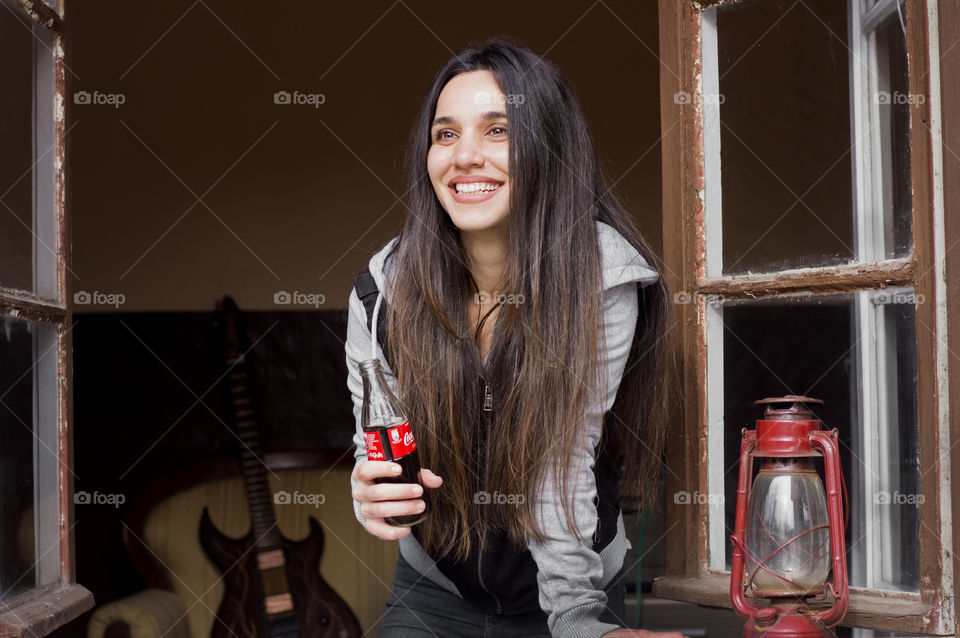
432,111,508,127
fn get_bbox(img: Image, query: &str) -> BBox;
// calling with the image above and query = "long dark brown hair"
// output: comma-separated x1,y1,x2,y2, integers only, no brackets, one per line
384,39,671,561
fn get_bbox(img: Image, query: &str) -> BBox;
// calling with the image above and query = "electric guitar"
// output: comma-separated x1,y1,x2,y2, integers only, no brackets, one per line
200,295,361,638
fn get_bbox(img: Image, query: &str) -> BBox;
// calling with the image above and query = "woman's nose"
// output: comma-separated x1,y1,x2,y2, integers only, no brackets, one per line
453,136,484,169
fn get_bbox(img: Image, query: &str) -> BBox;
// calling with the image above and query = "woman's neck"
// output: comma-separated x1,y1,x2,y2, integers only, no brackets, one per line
461,227,509,294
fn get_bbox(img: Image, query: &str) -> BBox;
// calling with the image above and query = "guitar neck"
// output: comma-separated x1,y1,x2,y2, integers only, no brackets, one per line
226,356,282,549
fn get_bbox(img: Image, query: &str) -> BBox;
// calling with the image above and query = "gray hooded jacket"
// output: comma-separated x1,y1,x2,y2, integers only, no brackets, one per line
345,221,658,638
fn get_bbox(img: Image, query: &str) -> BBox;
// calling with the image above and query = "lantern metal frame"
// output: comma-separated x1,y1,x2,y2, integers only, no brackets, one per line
729,397,850,637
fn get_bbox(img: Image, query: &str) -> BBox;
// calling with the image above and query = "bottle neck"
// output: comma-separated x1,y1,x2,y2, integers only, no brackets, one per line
359,360,386,394
359,358,382,377
359,358,405,428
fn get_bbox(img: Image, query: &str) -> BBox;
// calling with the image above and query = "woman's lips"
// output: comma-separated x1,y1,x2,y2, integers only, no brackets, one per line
448,182,503,204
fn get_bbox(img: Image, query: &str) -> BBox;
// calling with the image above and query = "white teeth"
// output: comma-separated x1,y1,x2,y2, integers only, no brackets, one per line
455,182,501,194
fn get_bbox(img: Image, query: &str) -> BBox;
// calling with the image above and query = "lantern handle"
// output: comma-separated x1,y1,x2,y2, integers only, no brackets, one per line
841,449,850,534
808,430,850,627
730,431,758,620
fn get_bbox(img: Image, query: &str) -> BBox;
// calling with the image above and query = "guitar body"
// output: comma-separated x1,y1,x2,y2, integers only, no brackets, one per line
199,507,361,638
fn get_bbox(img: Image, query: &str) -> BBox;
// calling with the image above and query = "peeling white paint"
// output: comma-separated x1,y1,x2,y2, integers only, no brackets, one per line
53,91,64,124
926,0,955,633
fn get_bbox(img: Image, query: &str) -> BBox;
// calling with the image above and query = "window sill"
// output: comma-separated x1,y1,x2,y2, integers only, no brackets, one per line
653,573,944,634
0,583,94,638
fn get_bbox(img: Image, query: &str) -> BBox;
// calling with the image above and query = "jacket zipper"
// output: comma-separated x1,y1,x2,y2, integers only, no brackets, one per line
477,379,503,615
593,493,602,546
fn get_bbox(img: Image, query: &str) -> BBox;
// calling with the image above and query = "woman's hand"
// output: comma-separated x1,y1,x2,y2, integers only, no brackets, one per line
603,631,690,638
351,461,443,540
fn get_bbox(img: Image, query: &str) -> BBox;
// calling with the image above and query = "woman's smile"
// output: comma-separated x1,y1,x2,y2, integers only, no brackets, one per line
448,175,504,203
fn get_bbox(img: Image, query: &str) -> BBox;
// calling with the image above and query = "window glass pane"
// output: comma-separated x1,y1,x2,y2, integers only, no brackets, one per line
716,0,854,274
870,9,912,258
0,315,61,598
713,291,920,592
0,0,58,299
850,289,920,591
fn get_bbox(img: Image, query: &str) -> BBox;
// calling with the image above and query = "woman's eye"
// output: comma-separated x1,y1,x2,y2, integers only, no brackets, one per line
489,125,507,137
433,130,456,142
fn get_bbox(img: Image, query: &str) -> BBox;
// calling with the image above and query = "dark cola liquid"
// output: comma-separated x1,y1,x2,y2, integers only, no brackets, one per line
364,424,429,527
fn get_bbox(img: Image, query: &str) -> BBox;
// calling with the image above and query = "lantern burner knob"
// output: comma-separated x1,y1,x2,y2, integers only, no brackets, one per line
753,607,779,628
755,395,823,419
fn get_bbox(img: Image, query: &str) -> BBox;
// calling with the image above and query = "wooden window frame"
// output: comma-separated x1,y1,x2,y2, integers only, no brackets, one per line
653,0,957,633
0,0,94,635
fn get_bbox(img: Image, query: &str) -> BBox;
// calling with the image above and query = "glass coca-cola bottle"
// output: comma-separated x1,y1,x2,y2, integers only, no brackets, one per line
359,359,428,526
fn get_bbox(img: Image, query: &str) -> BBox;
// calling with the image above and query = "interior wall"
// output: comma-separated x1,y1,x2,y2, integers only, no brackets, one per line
67,0,662,312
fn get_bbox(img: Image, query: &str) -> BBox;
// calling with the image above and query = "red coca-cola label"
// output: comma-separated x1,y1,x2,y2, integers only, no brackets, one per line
364,430,387,461
387,420,417,459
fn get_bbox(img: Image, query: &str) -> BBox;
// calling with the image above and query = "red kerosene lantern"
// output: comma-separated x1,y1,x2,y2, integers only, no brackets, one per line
730,396,849,637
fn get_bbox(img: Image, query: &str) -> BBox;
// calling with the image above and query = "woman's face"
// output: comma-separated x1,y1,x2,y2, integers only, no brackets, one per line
427,70,510,237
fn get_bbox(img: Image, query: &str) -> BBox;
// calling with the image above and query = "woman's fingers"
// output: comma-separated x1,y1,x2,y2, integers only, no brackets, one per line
360,498,427,521
351,461,441,540
362,519,412,541
352,463,442,503
419,468,443,487
358,481,423,503
353,460,402,483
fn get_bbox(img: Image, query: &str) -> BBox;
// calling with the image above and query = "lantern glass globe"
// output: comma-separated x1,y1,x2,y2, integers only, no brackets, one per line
745,468,832,596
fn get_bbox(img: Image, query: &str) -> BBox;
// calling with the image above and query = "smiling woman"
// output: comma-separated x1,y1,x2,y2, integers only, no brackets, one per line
345,40,684,638
427,70,511,239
